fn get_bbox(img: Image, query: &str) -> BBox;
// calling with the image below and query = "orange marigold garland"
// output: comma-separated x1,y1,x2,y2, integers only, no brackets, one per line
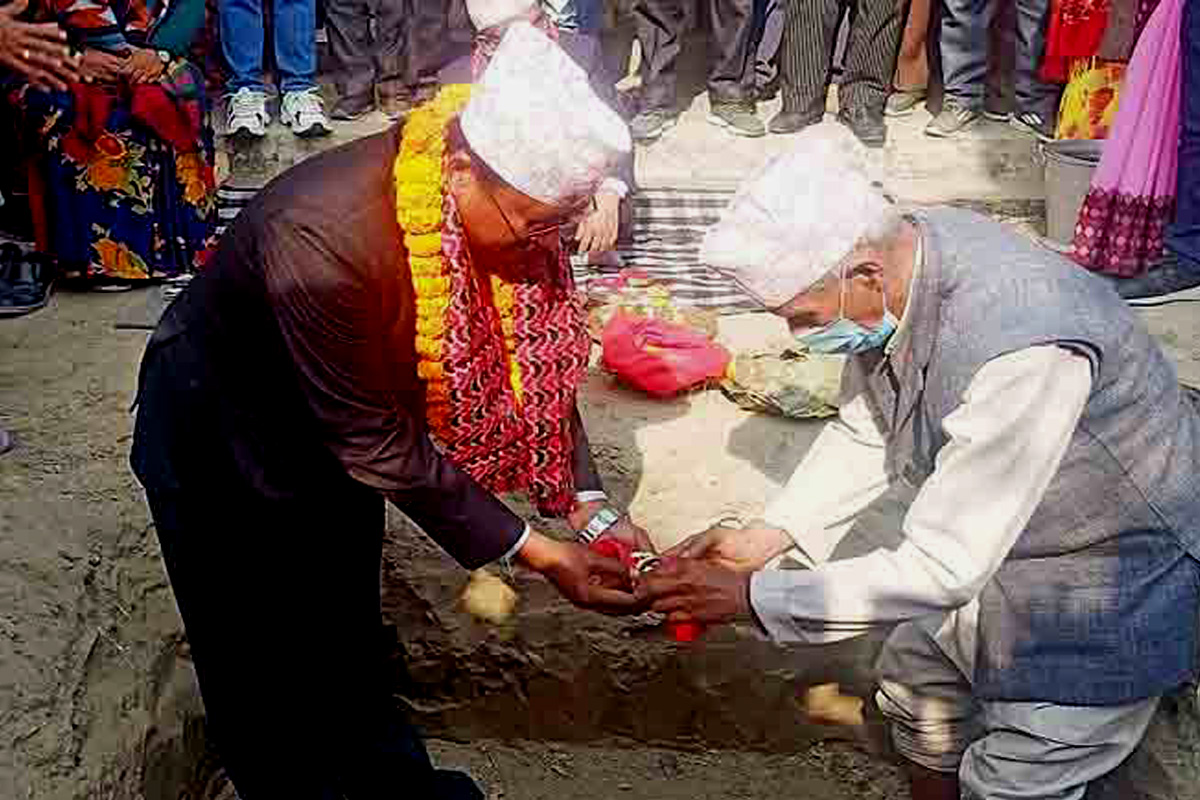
393,85,590,514
394,83,525,435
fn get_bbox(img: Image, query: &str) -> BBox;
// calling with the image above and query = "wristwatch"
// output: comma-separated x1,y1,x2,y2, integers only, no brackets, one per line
156,50,172,64
578,507,621,545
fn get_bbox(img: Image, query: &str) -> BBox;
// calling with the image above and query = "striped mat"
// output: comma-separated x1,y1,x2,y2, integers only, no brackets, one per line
217,184,759,314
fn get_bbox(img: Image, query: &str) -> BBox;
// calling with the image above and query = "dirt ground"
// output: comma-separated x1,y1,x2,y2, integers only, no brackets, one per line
1,288,912,799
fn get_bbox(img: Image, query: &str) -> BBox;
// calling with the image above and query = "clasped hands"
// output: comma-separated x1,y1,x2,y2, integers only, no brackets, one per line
526,508,793,627
79,45,167,87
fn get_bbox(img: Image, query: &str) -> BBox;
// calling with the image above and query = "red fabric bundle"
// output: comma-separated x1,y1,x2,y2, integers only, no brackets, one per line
601,314,731,398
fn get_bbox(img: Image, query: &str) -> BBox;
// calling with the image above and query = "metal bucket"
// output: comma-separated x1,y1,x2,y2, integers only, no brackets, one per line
1042,139,1104,247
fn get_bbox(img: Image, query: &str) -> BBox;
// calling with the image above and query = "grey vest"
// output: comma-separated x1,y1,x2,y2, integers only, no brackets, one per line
847,208,1200,704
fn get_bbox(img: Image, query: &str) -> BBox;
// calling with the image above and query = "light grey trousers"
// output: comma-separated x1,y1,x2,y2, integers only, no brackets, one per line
875,601,1161,800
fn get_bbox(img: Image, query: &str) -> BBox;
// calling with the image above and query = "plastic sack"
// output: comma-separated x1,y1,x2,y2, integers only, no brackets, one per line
720,348,844,419
601,312,731,398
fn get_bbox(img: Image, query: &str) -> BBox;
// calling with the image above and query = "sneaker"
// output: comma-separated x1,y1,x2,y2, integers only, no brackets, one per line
708,101,766,138
0,427,12,457
1010,110,1055,141
226,87,269,139
838,106,887,148
629,108,678,142
925,99,981,138
884,88,927,118
281,89,332,138
1108,251,1200,305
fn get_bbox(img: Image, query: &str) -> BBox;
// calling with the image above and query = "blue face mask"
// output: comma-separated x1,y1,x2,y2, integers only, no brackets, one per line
796,273,898,355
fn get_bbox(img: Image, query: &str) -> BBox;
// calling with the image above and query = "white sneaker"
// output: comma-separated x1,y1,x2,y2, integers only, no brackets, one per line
281,89,332,138
226,87,269,139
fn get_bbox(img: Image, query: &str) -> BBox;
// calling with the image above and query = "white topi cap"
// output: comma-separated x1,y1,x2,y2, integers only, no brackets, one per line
701,125,895,308
466,0,536,31
460,21,632,206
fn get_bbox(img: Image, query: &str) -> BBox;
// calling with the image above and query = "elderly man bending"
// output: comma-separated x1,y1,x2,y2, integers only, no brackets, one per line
639,127,1200,800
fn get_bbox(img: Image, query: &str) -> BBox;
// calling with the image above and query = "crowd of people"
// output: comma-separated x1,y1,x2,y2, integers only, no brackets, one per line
0,0,1192,305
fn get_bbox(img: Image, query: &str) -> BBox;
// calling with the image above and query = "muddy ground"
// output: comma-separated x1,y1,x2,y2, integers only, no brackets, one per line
1,288,911,799
4,263,1200,799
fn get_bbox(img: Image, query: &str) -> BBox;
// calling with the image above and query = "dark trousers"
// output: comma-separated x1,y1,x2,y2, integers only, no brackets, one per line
750,0,784,88
940,0,1058,117
634,0,757,109
779,0,903,117
1168,0,1200,267
132,332,482,800
328,0,470,100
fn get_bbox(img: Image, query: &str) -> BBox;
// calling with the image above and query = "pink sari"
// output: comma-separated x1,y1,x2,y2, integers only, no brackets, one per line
1072,0,1182,276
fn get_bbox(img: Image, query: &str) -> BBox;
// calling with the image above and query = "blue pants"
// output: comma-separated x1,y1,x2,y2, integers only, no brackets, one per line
1167,0,1200,266
219,0,317,93
939,0,1058,117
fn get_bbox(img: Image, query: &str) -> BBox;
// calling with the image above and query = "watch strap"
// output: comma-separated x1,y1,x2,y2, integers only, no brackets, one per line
578,507,621,544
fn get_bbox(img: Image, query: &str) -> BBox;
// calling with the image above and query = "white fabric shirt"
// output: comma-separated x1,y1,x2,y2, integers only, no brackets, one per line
748,293,1096,643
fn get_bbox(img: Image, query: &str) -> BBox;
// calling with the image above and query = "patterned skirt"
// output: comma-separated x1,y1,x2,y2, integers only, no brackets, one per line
1072,0,1182,276
17,62,218,283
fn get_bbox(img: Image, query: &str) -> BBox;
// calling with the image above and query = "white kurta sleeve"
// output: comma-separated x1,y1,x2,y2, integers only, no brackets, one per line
750,345,1094,644
761,390,894,568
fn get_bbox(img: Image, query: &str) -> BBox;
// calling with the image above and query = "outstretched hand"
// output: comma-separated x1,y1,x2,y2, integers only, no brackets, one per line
573,190,620,254
0,0,80,91
518,531,644,615
634,556,752,626
665,523,793,574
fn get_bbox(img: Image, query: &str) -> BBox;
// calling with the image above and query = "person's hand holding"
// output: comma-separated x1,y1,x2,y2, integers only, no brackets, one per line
635,557,752,626
665,523,793,574
79,47,126,84
123,46,164,84
517,530,643,615
0,0,80,91
574,189,620,254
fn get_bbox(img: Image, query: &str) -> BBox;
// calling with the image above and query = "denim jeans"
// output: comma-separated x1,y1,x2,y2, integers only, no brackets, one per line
1167,0,1200,267
220,0,317,93
940,0,1059,117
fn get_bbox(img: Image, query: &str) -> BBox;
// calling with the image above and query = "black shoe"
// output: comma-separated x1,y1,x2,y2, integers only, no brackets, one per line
768,109,823,135
0,249,55,317
838,106,887,148
331,92,375,121
1107,251,1200,305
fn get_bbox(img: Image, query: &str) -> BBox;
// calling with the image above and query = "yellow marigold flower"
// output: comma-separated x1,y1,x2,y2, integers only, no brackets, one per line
417,361,445,381
416,317,445,337
408,255,444,277
414,276,450,295
405,232,443,258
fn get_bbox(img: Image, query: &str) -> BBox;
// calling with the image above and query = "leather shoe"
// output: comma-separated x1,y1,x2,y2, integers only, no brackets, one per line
768,110,822,135
838,106,887,148
331,92,375,121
